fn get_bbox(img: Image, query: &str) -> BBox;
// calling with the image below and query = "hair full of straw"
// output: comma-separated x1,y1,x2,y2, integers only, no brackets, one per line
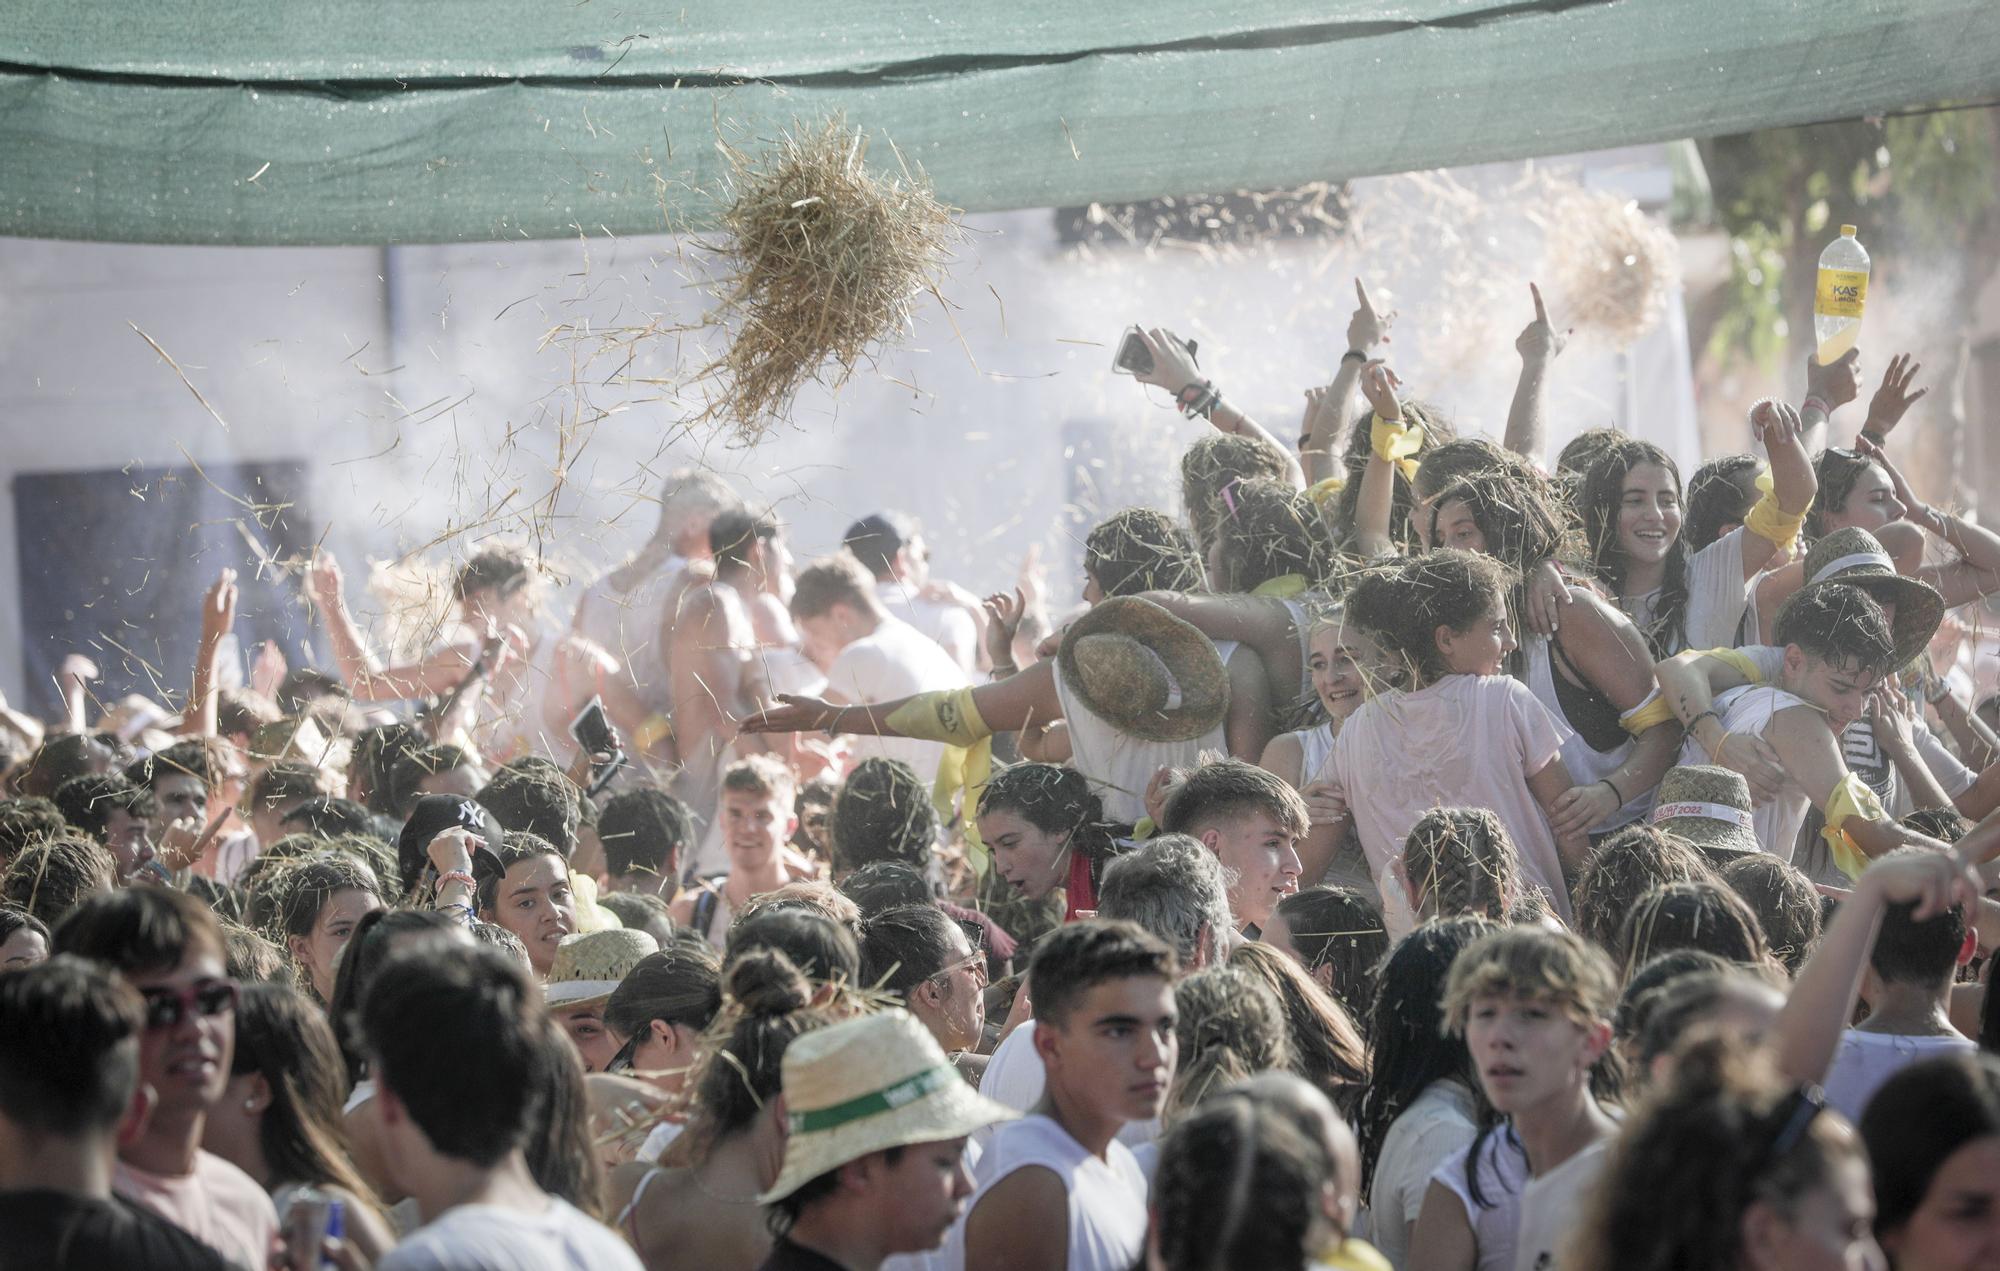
698,117,960,438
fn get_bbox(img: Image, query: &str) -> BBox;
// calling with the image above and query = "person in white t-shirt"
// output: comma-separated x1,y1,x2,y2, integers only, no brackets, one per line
844,511,988,676
1770,847,1984,1124
948,919,1177,1271
1412,926,1621,1271
789,555,970,787
362,943,641,1271
1354,917,1498,1271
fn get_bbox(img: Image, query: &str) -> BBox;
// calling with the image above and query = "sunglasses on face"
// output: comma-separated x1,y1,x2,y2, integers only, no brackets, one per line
140,978,239,1031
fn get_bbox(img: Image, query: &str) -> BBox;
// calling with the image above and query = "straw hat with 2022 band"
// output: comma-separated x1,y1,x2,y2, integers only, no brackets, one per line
1055,597,1228,743
758,1009,1016,1203
1651,764,1761,861
543,928,659,1008
1796,526,1945,671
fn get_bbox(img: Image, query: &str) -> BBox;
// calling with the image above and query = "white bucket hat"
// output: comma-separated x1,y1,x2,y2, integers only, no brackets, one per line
758,1008,1016,1203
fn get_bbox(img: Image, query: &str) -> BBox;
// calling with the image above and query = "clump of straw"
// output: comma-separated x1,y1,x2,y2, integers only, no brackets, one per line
697,116,960,438
1545,185,1679,348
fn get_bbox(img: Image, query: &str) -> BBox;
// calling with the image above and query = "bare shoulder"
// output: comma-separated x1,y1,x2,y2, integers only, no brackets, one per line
964,1166,1070,1268
1260,730,1304,783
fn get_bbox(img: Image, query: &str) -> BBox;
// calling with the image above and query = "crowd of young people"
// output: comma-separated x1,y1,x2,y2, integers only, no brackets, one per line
8,278,2000,1271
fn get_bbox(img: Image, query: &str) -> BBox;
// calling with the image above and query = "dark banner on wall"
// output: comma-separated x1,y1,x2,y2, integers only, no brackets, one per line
13,461,322,719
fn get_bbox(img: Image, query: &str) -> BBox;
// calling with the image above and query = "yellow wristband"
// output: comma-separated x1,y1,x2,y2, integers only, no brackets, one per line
1744,489,1806,552
1307,476,1347,506
1369,413,1425,482
1619,690,1676,736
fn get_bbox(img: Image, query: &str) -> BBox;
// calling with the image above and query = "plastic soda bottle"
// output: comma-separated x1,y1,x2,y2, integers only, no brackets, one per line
1813,225,1869,364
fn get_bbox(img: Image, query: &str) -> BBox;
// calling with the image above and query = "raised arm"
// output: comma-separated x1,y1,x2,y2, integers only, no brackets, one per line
1799,347,1862,452
1132,327,1306,490
306,552,471,701
1654,648,1787,800
1859,439,2000,607
1502,282,1568,463
1304,280,1393,485
1350,361,1408,561
1776,848,1977,1084
1925,669,1999,771
1870,688,1954,813
1739,399,1817,580
181,569,238,738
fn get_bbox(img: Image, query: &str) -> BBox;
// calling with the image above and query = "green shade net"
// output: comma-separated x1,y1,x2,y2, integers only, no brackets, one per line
5,0,1999,245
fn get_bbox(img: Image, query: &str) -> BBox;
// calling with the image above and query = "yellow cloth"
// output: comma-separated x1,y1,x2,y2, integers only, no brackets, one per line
1369,412,1425,482
1700,645,1770,685
631,712,673,753
1822,772,1887,880
886,690,996,875
1316,1239,1393,1271
1131,816,1158,841
1252,574,1309,600
568,872,617,933
1620,688,1676,736
937,738,994,877
1307,475,1347,506
1744,487,1806,552
885,689,993,747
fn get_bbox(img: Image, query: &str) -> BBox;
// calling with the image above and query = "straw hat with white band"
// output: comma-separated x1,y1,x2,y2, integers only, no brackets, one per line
758,1008,1016,1203
1055,596,1229,743
543,928,659,1008
1651,765,1761,861
1796,526,1945,671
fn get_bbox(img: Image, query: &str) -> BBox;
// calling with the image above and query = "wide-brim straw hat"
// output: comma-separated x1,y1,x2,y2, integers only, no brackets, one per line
1796,526,1945,671
760,1008,1016,1203
1651,764,1760,861
1056,597,1228,743
544,928,658,1008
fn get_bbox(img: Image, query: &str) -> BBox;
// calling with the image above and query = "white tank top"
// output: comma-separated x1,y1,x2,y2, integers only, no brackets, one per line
1523,638,1646,832
1053,661,1228,825
940,1114,1148,1271
1288,720,1337,787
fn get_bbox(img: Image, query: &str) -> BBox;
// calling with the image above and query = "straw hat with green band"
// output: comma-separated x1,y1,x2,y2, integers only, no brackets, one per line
1055,597,1229,743
1797,527,1944,671
758,1009,1016,1203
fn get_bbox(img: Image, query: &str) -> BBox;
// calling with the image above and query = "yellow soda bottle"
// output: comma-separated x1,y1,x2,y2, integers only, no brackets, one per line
1813,226,1869,364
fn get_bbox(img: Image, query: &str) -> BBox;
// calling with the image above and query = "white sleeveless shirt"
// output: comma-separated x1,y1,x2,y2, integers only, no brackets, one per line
939,1114,1148,1271
1052,657,1227,825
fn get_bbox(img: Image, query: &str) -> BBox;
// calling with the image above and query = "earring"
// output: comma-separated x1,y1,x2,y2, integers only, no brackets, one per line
244,1099,257,1112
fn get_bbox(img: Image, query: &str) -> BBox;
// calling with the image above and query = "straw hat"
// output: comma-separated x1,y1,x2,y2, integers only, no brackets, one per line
1651,765,1760,861
1796,527,1945,670
759,1008,1016,1203
543,928,658,1008
1056,597,1228,743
